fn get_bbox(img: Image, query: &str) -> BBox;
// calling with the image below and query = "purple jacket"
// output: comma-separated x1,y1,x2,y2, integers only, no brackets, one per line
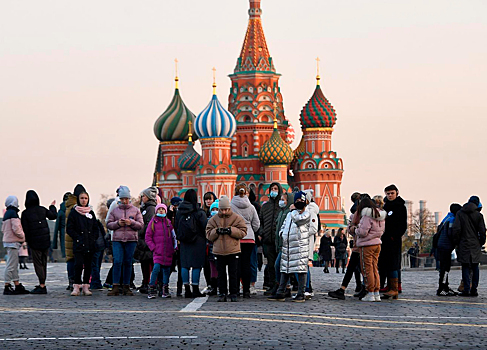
107,203,143,242
145,216,176,266
356,208,387,247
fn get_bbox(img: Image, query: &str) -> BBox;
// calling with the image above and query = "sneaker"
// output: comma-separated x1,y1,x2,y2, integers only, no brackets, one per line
103,283,112,289
147,286,157,299
458,291,471,297
437,288,457,297
90,284,104,291
30,285,47,294
355,284,362,293
250,285,257,295
230,295,238,302
328,288,345,300
470,289,478,297
284,288,292,298
374,292,381,302
268,293,285,302
243,292,251,299
361,292,375,302
304,292,313,300
3,284,16,295
14,283,30,295
217,294,227,302
292,294,305,302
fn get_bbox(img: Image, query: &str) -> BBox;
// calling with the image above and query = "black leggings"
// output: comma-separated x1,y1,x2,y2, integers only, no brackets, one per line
336,258,347,270
74,252,94,284
341,252,361,288
237,243,255,294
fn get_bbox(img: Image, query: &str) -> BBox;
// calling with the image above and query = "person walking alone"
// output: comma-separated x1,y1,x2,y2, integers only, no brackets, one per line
21,190,57,294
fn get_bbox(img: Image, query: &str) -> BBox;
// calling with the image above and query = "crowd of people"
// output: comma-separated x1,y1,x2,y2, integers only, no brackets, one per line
2,182,485,302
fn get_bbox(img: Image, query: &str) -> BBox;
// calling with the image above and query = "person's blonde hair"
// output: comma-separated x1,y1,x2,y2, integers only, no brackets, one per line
373,195,384,209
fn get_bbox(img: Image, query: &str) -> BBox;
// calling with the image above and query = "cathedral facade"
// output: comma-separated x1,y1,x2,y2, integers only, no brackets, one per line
153,0,346,228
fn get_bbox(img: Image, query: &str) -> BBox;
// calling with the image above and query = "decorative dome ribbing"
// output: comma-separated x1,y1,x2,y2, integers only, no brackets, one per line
300,82,337,129
195,80,237,139
286,121,295,145
259,122,293,165
178,136,201,171
293,137,305,162
154,85,197,142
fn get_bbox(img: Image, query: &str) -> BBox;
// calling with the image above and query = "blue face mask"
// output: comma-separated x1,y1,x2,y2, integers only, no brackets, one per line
156,213,166,218
270,191,278,198
279,200,286,208
211,211,218,217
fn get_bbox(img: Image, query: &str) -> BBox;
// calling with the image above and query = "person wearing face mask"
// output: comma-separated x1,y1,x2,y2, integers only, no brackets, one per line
268,191,310,302
231,183,260,299
260,183,283,294
201,192,217,295
204,200,220,296
106,186,144,296
206,196,247,302
66,190,100,296
145,204,177,299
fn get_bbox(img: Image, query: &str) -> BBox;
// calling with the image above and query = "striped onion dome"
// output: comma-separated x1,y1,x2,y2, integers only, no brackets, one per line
300,80,337,129
195,90,237,139
178,136,201,171
153,86,197,142
293,136,305,162
285,121,295,145
259,122,293,165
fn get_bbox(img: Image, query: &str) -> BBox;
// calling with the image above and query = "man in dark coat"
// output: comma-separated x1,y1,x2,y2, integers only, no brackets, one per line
379,184,407,300
259,182,283,294
21,190,57,294
52,192,70,258
319,232,332,272
452,196,486,297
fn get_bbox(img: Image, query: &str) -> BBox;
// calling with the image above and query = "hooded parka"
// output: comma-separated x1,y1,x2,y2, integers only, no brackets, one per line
453,202,486,264
279,209,311,274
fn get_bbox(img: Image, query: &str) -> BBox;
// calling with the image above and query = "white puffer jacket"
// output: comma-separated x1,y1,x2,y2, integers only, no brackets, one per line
307,201,320,259
231,195,260,242
279,209,311,273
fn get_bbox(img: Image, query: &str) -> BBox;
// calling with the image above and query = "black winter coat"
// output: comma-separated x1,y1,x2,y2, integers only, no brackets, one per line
319,235,332,261
66,208,99,254
21,191,57,251
259,183,282,246
379,196,407,271
333,235,348,260
134,200,156,261
175,201,208,269
453,203,486,264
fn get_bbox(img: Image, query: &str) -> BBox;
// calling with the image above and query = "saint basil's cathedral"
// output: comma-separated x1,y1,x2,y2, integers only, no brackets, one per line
153,0,346,228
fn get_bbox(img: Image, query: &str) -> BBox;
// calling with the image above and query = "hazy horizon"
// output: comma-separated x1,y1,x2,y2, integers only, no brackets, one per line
1,0,486,216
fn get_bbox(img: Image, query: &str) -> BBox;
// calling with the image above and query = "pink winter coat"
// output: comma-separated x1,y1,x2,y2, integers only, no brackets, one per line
107,203,143,242
356,208,387,247
145,216,176,266
2,217,25,243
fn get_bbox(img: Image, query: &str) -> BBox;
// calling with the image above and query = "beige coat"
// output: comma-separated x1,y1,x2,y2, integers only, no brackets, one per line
206,210,247,256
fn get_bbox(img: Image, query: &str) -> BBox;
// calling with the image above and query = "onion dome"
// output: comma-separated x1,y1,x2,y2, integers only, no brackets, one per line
300,75,337,129
195,71,237,139
154,76,197,142
259,107,293,165
285,120,295,145
293,136,305,162
178,122,201,171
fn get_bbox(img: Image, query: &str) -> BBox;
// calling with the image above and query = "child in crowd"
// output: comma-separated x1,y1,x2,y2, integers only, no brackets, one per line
146,204,177,299
19,243,29,269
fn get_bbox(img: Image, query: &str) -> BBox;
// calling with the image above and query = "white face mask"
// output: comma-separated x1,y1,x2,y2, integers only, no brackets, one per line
278,200,286,208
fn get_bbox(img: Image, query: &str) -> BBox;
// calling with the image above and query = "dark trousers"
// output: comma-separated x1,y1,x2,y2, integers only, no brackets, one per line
264,243,278,285
90,251,104,288
341,252,361,288
215,254,239,296
462,262,480,293
140,259,154,285
278,272,306,296
203,247,211,286
31,248,48,285
238,243,255,294
438,248,452,286
74,251,94,284
336,258,346,270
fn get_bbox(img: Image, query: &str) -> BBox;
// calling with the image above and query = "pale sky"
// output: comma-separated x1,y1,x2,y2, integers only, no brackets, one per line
1,0,486,215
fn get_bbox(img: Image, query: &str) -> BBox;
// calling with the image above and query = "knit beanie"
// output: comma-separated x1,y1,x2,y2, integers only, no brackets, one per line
155,203,167,213
142,186,158,201
294,191,307,203
210,200,220,212
5,195,19,209
118,186,131,199
219,196,231,209
171,197,183,206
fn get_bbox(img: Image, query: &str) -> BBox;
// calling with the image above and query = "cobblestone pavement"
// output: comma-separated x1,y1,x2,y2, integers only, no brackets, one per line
0,262,485,349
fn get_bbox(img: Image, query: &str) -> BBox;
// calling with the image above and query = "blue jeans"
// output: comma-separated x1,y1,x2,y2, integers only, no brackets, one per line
181,267,201,285
389,270,399,279
112,241,137,285
150,264,171,286
462,263,479,292
250,244,258,283
90,251,104,288
275,252,282,283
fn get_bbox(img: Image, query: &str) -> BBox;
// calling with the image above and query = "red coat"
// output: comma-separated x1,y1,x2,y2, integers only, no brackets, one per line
145,216,176,266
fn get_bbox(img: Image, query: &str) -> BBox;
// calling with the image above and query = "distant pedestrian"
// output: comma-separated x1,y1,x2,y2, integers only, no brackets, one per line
453,196,486,297
106,186,143,296
333,229,348,273
3,196,29,295
19,243,29,270
21,190,57,294
65,184,85,291
52,192,70,259
319,232,332,273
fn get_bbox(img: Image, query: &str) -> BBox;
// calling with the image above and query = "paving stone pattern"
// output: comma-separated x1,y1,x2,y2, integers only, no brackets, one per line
0,262,485,349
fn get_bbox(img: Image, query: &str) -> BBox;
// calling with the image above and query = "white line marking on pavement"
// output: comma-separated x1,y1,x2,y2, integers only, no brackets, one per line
180,296,208,312
0,336,197,342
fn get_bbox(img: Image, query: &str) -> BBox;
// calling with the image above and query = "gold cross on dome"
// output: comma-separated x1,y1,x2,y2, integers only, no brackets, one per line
316,56,321,85
175,58,179,77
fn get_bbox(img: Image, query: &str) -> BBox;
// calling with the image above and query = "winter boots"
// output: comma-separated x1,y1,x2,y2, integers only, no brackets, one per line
192,285,204,298
184,284,192,298
328,288,345,300
107,284,120,296
148,285,157,299
382,278,399,300
264,282,279,296
71,284,80,296
82,284,92,296
162,284,171,298
122,285,134,296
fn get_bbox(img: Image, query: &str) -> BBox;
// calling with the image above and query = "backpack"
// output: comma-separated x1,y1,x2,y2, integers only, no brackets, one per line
176,212,199,243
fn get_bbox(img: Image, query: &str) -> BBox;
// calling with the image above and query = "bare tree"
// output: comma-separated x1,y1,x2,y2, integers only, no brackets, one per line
408,208,437,253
